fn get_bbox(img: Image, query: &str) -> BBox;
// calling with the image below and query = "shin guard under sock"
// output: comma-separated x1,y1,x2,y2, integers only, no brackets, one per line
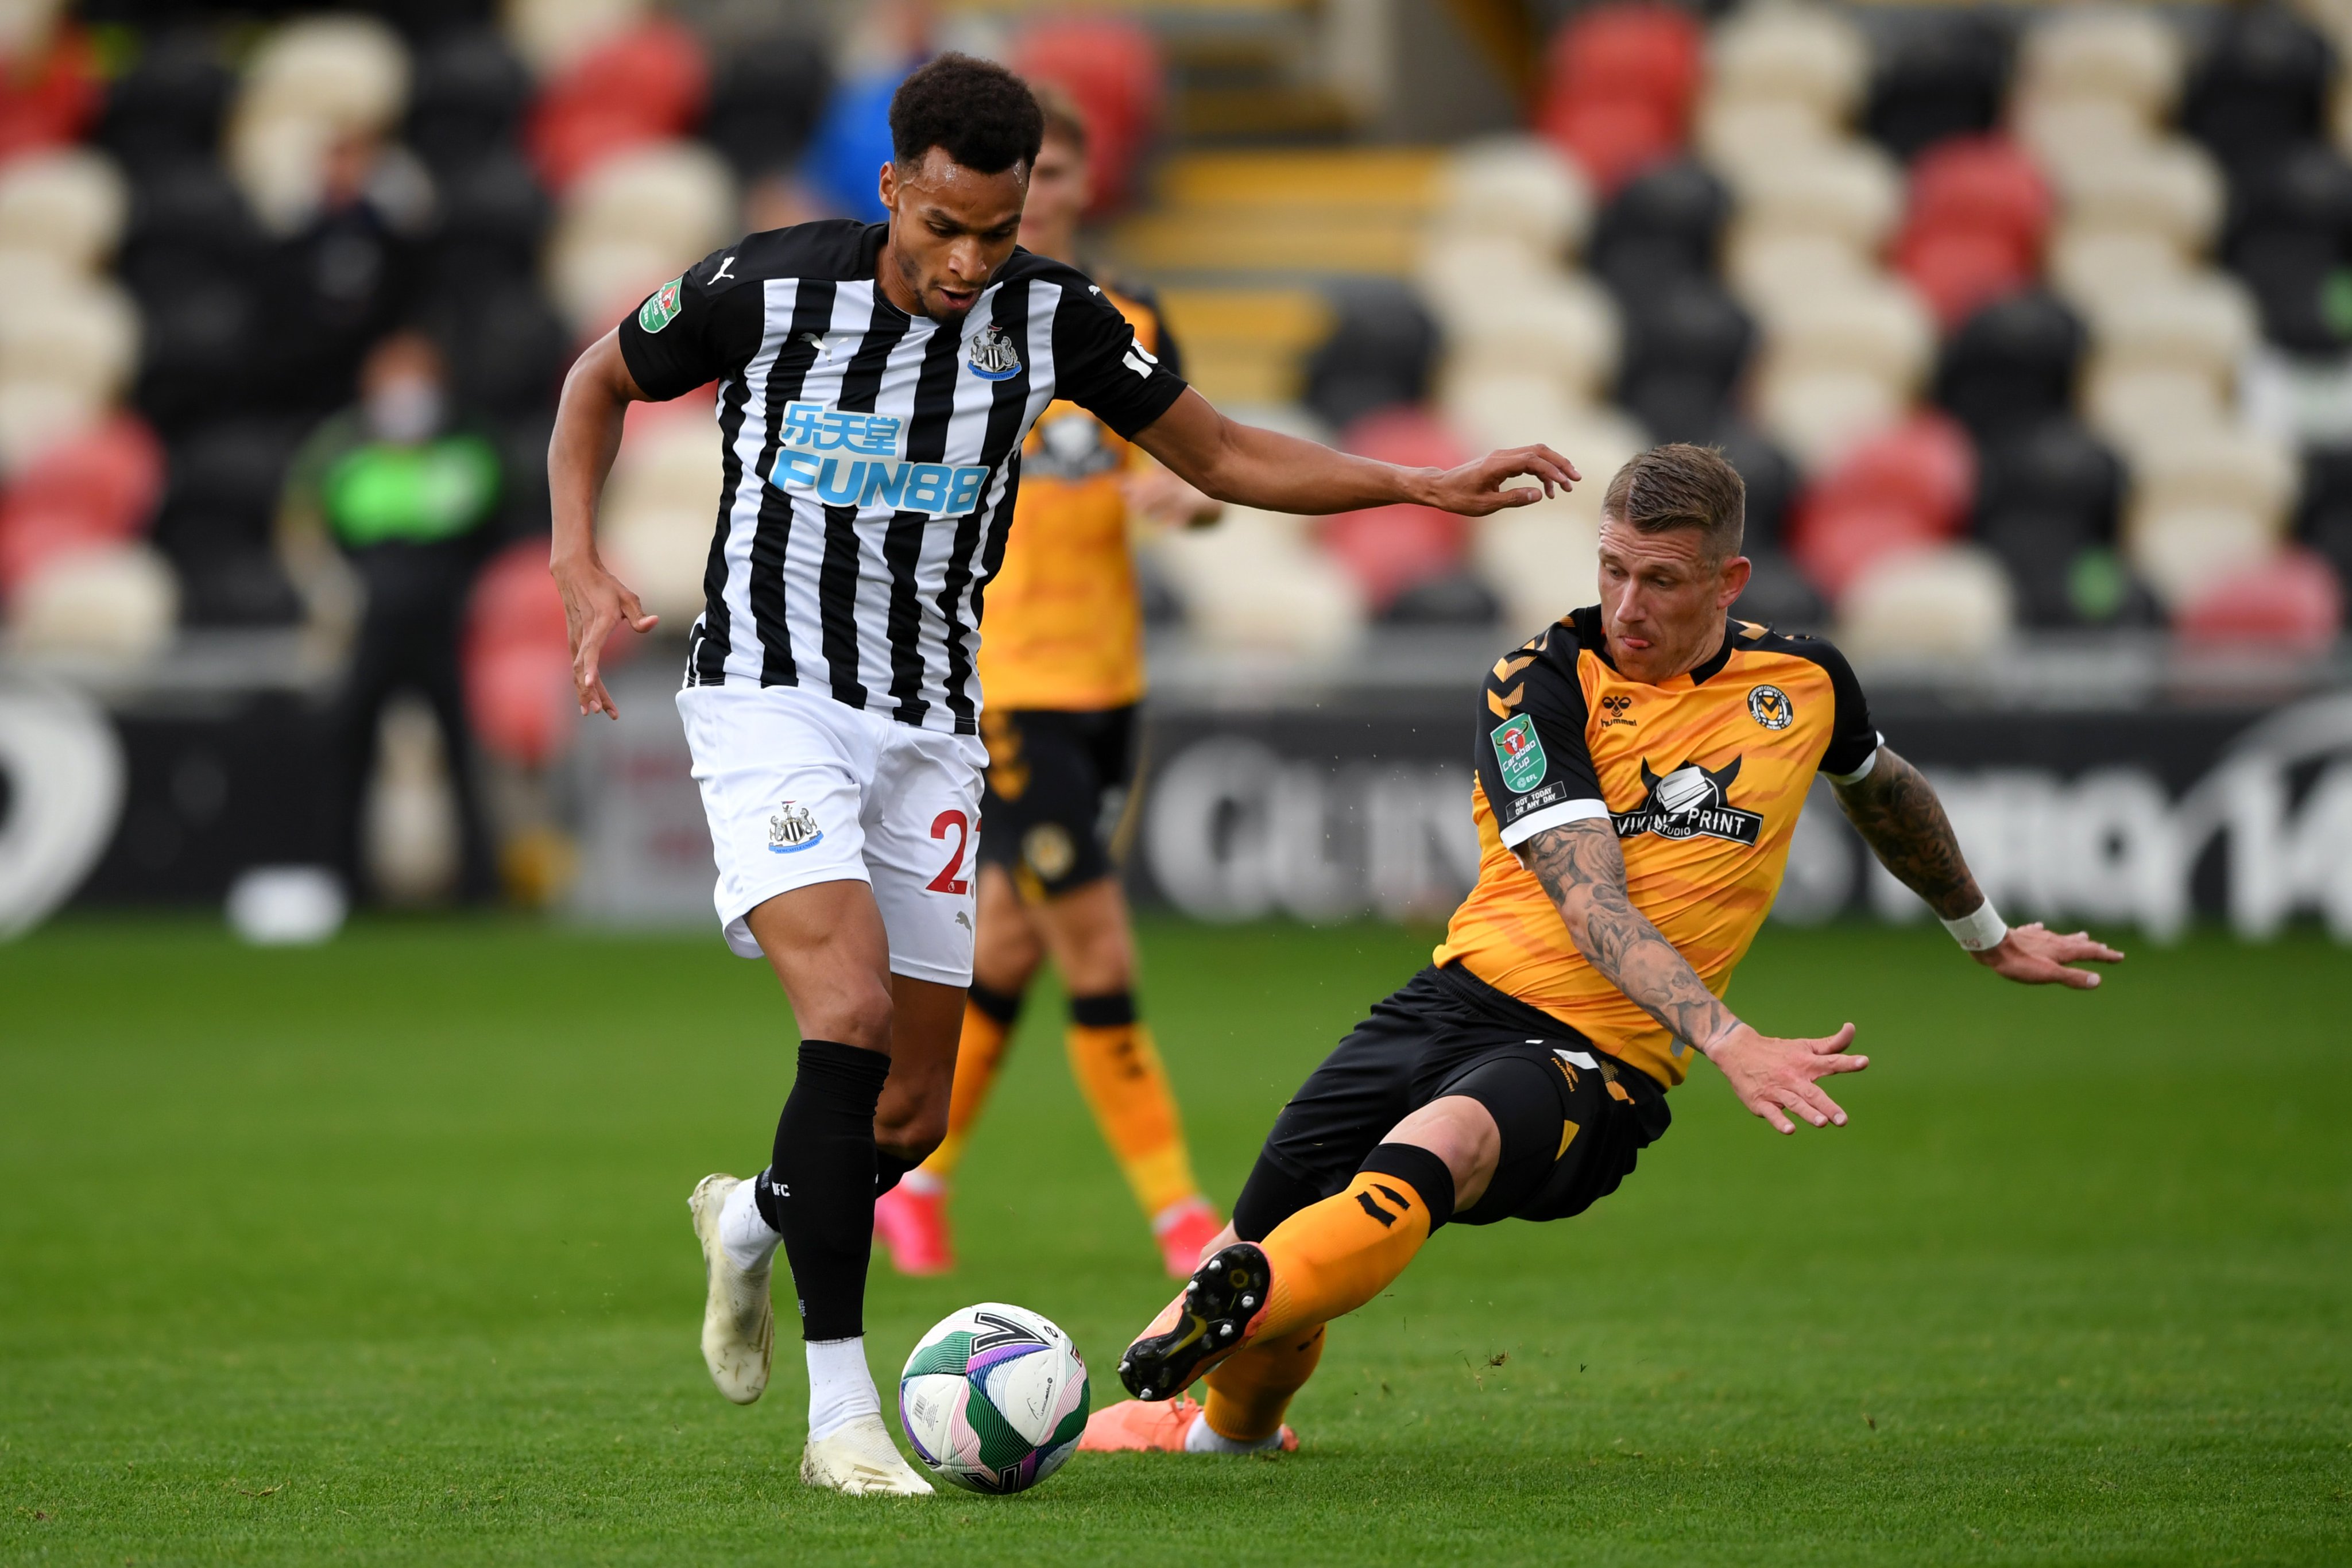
1204,1323,1325,1443
760,1040,890,1342
1065,992,1202,1218
915,982,1023,1184
1251,1144,1454,1343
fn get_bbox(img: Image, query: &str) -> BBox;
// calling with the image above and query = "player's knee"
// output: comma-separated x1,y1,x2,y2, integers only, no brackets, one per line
807,981,895,1052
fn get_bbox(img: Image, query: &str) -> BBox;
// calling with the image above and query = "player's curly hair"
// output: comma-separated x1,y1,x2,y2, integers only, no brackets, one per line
1602,443,1746,564
889,53,1046,175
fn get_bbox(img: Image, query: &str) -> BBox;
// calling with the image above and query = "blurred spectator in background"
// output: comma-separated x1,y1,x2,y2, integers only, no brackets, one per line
792,0,933,222
284,330,500,903
266,129,428,418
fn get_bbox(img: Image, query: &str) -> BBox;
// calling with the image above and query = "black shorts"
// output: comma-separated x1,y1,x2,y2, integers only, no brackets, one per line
976,705,1140,897
1238,964,1672,1233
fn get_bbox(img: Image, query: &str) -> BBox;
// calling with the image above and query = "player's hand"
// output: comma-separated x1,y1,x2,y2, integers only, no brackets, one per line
1704,1020,1867,1136
551,552,658,721
1973,922,2124,989
1419,445,1581,516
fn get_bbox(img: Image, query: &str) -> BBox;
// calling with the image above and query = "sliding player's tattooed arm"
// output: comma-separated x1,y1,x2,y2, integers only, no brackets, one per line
1830,745,2126,988
1516,819,1867,1136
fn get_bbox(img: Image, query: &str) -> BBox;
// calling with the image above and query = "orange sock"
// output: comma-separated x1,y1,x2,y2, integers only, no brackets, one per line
915,985,1021,1183
1204,1323,1325,1443
1251,1153,1453,1343
1065,993,1202,1219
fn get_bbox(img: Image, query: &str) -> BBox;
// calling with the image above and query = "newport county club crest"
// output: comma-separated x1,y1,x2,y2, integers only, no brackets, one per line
966,323,1021,381
1612,758,1765,846
767,800,823,854
1748,684,1793,730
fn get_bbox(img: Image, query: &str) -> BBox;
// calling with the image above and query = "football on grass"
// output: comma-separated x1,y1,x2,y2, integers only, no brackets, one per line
899,1302,1090,1493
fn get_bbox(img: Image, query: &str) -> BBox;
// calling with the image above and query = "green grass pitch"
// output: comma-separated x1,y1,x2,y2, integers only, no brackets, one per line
2,916,2346,1565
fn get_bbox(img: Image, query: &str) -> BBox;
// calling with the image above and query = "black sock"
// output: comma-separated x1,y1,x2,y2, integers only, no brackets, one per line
756,1039,890,1341
875,1149,916,1197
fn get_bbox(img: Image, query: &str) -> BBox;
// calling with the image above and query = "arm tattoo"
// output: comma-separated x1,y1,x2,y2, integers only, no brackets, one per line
1830,746,1984,920
1517,819,1735,1056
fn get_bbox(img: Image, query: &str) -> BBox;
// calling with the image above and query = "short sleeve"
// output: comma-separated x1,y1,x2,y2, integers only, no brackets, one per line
1808,638,1882,780
1474,646,1609,850
1141,297,1185,384
1051,280,1189,440
617,247,765,402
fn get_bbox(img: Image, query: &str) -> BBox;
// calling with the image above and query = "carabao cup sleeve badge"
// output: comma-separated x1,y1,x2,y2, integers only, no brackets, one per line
1494,714,1549,793
639,276,683,334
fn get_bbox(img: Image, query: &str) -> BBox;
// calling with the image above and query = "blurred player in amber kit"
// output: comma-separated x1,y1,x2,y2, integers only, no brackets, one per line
873,88,1227,1280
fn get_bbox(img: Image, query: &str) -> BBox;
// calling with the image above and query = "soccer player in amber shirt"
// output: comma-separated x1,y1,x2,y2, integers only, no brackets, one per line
873,88,1229,1280
1082,443,2126,1457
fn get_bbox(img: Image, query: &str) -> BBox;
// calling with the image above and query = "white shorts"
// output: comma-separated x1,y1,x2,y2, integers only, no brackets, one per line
676,683,987,985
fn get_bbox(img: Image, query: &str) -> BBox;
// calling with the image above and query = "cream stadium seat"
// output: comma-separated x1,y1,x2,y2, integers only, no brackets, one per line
1722,225,1874,316
1417,231,1552,311
1838,544,2016,661
1469,406,1644,636
504,0,648,76
1720,140,1902,251
0,378,103,474
2016,6,2184,120
7,543,177,660
225,108,336,235
1438,371,1584,455
2047,138,2224,255
1754,360,1904,471
2046,224,2188,310
237,14,410,135
0,277,137,403
2083,361,2230,454
0,150,127,277
1707,3,1869,125
2127,503,2285,607
2079,272,2257,379
1432,136,1593,261
1695,96,1839,183
1752,274,1935,393
1147,507,1366,658
2127,426,2298,522
1432,274,1620,404
547,141,738,331
2010,92,2158,188
598,413,724,625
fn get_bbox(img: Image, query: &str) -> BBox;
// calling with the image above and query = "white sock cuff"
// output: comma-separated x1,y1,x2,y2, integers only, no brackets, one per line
805,1335,881,1442
717,1176,782,1273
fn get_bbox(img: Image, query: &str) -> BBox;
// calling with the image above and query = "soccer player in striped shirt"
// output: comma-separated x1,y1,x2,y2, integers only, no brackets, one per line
547,54,1577,1496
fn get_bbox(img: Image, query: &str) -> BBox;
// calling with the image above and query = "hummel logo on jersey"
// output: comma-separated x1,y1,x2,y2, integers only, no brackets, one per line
967,323,1021,380
1612,757,1763,846
768,400,992,517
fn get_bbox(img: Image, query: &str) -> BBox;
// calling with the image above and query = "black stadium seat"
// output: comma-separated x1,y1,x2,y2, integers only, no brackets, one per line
1863,7,2014,162
155,421,307,628
1932,291,2086,445
92,28,230,177
405,26,531,177
137,282,260,435
705,32,834,182
1974,419,2123,544
1302,280,1439,433
1616,277,1754,444
1589,160,1730,304
2222,142,2352,352
1709,420,1798,553
118,158,265,307
2182,6,2335,174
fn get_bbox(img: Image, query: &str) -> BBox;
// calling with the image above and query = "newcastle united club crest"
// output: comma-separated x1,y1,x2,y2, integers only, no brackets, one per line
966,323,1021,381
767,800,823,854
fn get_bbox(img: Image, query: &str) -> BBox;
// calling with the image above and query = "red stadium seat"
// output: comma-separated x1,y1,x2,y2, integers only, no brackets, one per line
1801,412,1978,536
1318,504,1467,613
1904,135,2051,261
2175,548,2344,653
1895,221,2033,330
1787,500,1946,601
1013,17,1164,215
527,18,709,191
0,416,165,595
1340,406,1469,470
464,540,627,767
1538,91,1681,195
0,27,101,162
1548,4,1703,135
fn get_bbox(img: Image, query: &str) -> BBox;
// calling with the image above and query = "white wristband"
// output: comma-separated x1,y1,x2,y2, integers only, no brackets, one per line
1941,901,2009,953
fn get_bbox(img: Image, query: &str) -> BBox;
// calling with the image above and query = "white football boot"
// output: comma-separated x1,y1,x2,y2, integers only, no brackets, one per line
800,1412,936,1496
687,1173,773,1405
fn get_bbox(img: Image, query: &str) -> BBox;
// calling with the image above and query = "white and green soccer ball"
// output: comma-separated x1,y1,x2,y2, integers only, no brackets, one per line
898,1302,1090,1493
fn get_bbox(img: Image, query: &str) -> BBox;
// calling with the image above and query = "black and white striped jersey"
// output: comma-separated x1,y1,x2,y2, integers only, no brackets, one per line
616,219,1189,735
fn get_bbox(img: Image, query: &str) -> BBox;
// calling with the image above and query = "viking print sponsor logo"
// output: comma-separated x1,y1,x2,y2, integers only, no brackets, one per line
1748,684,1793,730
1493,714,1548,793
967,323,1022,380
767,800,824,854
1599,692,1636,729
638,276,683,333
1612,757,1764,845
768,400,992,517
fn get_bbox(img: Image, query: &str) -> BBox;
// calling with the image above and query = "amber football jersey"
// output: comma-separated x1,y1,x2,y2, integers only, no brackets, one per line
976,285,1182,713
1433,607,1880,1090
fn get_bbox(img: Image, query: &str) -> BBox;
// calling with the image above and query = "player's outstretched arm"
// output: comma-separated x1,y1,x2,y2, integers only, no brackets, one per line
1131,388,1579,517
548,330,660,720
1830,746,2125,988
1517,819,1866,1136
